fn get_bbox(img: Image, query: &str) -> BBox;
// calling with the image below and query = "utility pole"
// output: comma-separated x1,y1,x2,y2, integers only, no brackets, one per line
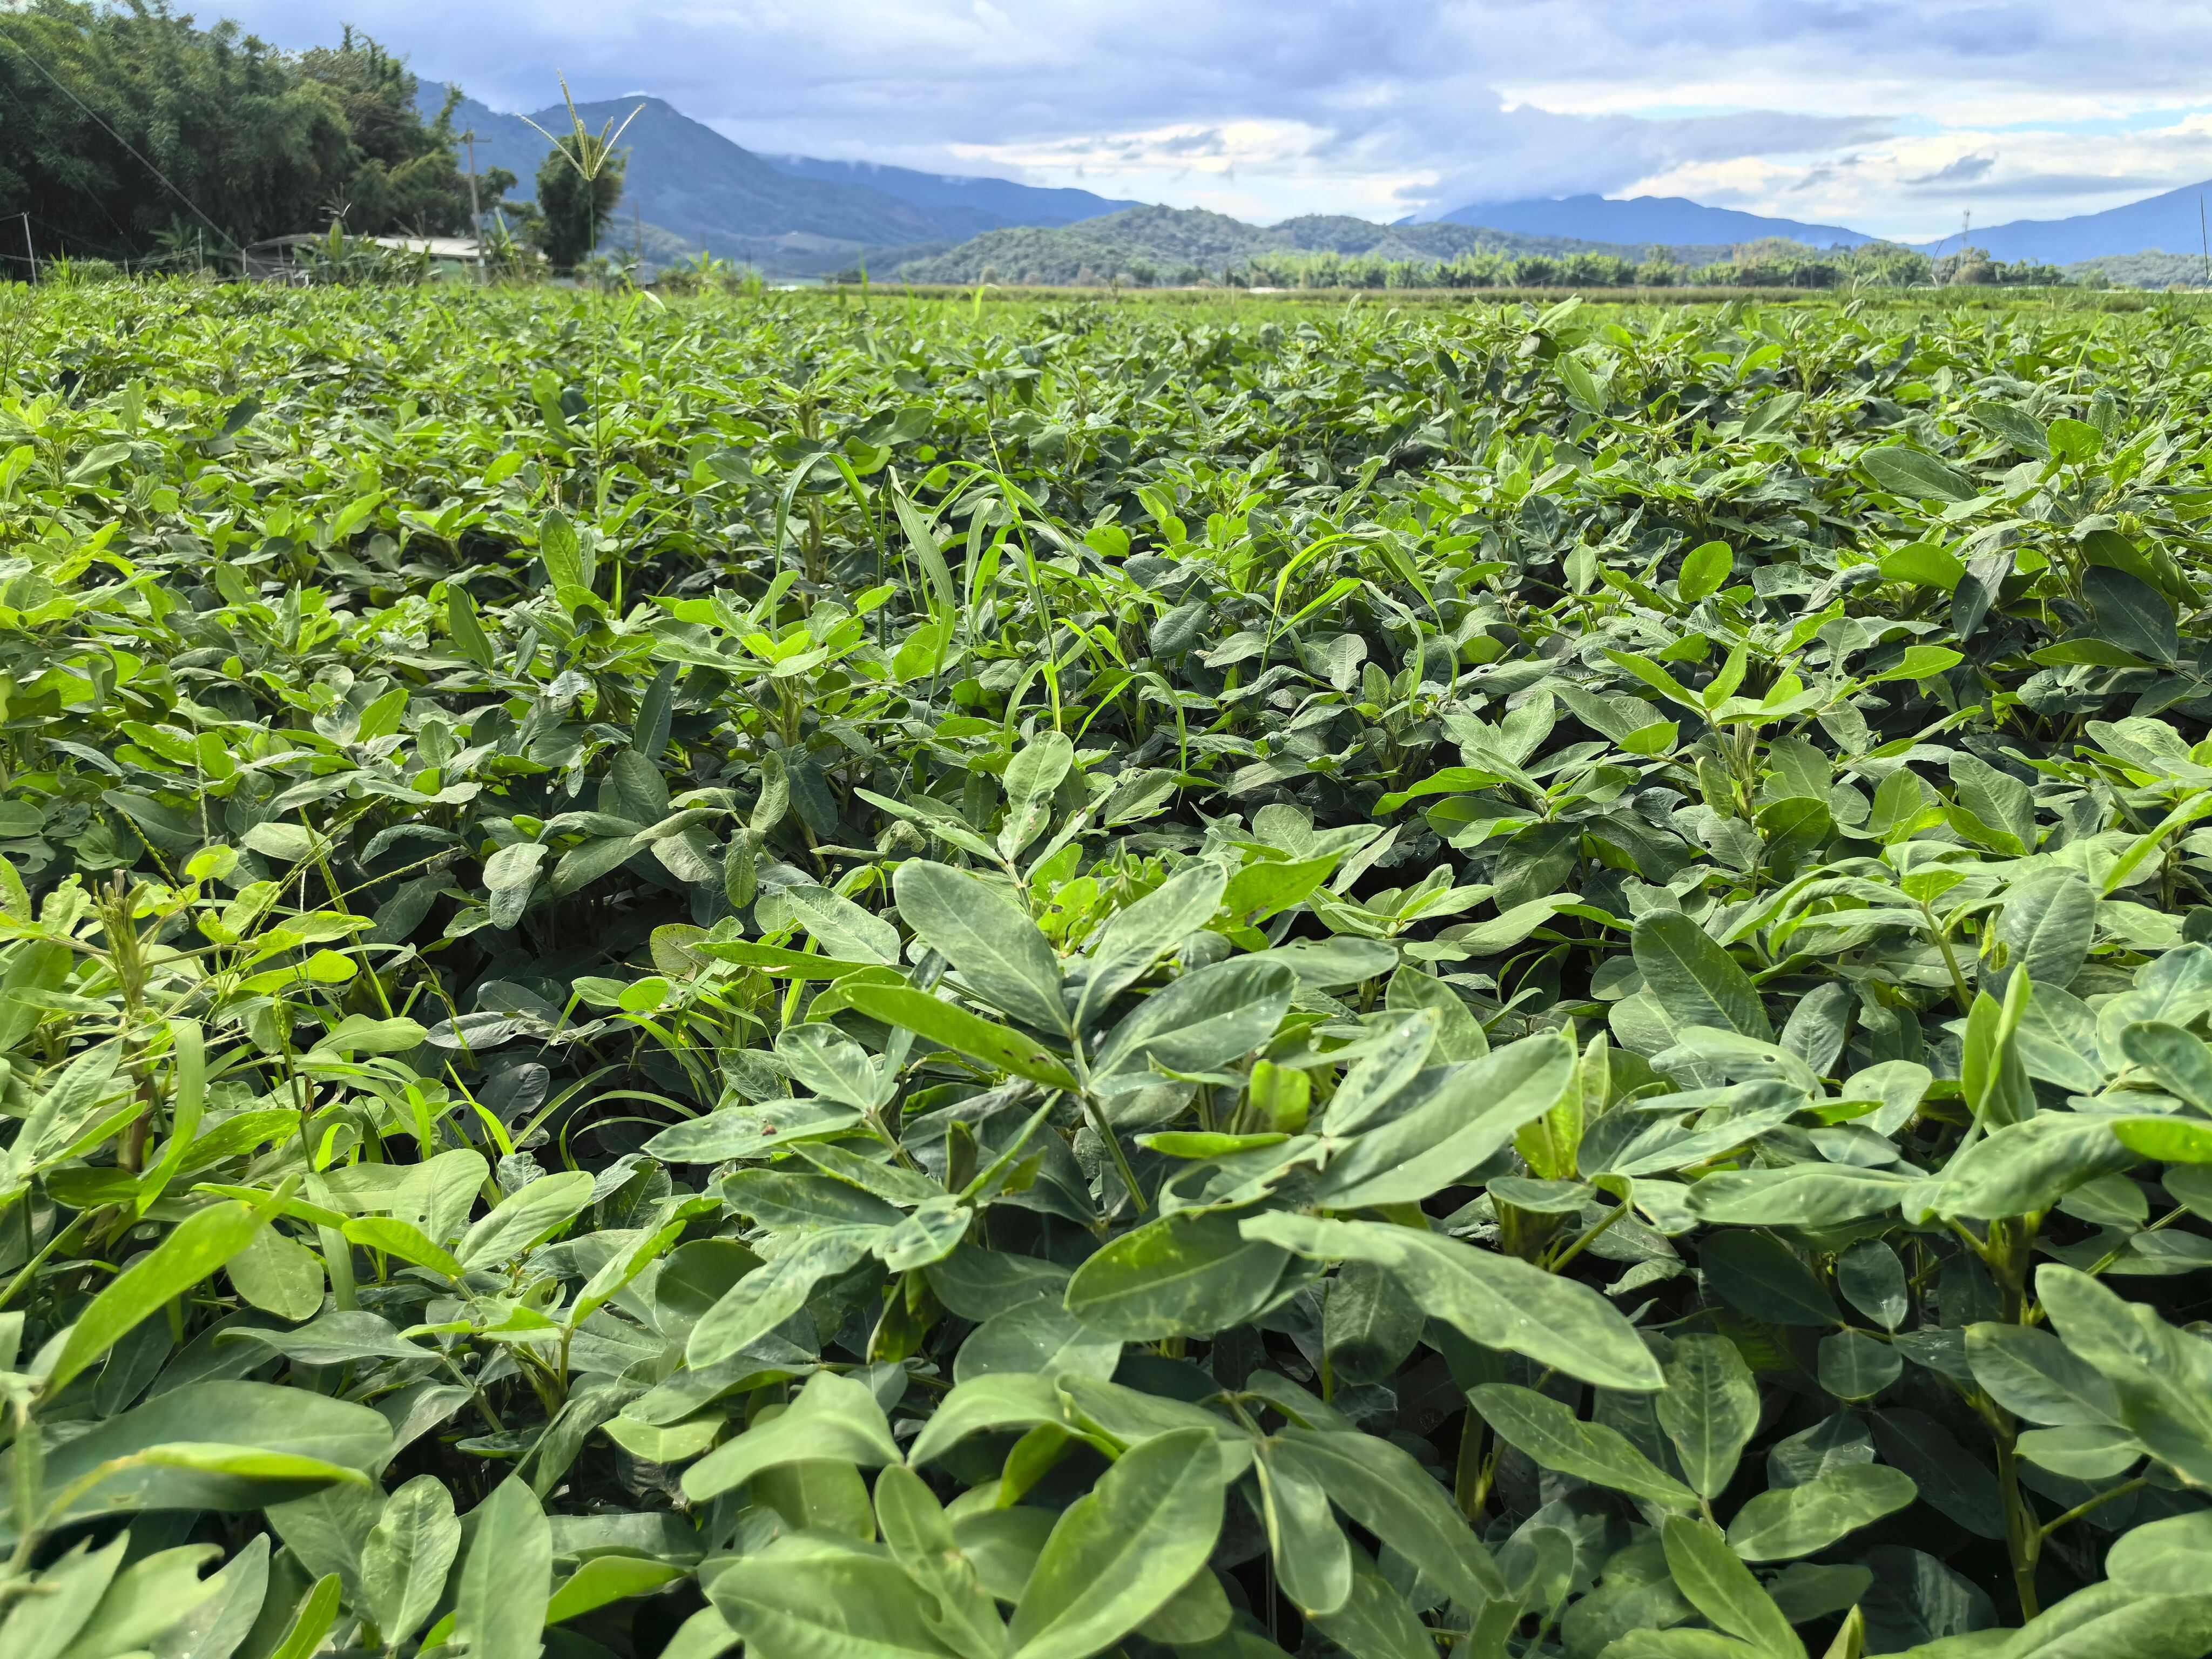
19,213,32,283
464,131,484,282
634,198,644,275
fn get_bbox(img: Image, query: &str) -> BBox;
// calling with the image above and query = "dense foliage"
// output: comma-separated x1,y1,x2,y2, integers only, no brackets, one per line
890,207,1741,290
916,222,2053,295
0,3,514,265
1237,240,1950,295
5,280,2212,1659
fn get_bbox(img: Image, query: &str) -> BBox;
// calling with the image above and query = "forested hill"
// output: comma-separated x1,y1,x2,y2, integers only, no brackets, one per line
892,204,1732,286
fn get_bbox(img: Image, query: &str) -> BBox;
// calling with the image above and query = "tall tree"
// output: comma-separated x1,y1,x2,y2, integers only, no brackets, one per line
0,0,350,261
0,2,510,263
292,26,512,236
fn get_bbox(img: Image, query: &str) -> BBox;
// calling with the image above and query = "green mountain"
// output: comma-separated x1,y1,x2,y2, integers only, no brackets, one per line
1433,193,1873,249
425,87,947,264
421,85,1133,273
761,155,1139,231
2064,249,2212,290
892,205,1731,285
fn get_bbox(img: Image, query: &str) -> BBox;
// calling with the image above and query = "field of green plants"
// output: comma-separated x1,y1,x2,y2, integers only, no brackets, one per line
5,279,2212,1659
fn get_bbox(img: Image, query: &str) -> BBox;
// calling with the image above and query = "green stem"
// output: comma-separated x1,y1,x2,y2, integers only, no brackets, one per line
0,1211,92,1311
1079,1094,1147,1217
2036,1475,2147,1541
1452,1406,1487,1521
1991,1421,2041,1622
1924,900,1975,1015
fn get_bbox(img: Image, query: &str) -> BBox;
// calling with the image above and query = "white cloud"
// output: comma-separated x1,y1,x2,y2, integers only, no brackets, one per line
214,0,2212,235
1630,113,2212,240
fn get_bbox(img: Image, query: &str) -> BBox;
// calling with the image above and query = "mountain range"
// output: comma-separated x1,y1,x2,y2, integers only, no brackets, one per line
421,82,2212,281
1431,194,1873,249
418,84,1136,271
1919,179,2212,265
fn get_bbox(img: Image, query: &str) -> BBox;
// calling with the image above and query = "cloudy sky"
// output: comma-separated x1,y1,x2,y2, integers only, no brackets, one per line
219,1,2212,238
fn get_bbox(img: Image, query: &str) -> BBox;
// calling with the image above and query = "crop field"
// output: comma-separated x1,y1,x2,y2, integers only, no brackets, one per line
6,279,2212,1659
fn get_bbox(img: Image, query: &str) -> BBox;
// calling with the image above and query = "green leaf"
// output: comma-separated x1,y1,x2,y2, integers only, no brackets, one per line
1862,447,1977,503
225,1227,326,1321
343,1217,466,1280
1689,1167,1911,1228
1817,1330,1902,1401
1657,1335,1761,1500
1472,1383,1698,1509
893,861,1069,1034
544,1555,687,1627
482,839,547,928
1092,957,1298,1084
1926,1112,2139,1221
360,1475,460,1648
1253,1438,1353,1617
2111,1114,2212,1163
1246,1213,1663,1391
1314,1028,1577,1208
1633,912,1772,1041
1678,542,1735,603
11,1381,390,1531
907,1373,1068,1468
132,1442,372,1484
1724,1465,1917,1561
47,1541,223,1659
1323,1258,1425,1386
451,1478,551,1659
0,1536,125,1659
1993,869,2095,992
1306,1547,1435,1659
1006,1428,1226,1659
841,981,1078,1090
645,1099,867,1163
457,1169,594,1267
264,1573,343,1659
685,1226,880,1370
47,1199,267,1395
538,508,589,591
711,1536,960,1659
1699,1232,1838,1327
1074,861,1229,1030
682,1371,900,1501
1879,543,1966,591
1836,1239,1909,1331
2038,1264,2212,1487
1064,1209,1290,1340
1973,1327,2123,1433
1385,967,1489,1061
876,1465,1006,1659
1661,1515,1805,1659
1986,1583,2212,1659
2087,566,2179,664
2119,1022,2212,1113
1270,1426,1506,1607
2107,1512,2212,1596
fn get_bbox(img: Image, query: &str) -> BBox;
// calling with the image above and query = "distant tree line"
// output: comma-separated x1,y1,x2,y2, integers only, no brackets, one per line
1233,237,2081,293
0,1,625,274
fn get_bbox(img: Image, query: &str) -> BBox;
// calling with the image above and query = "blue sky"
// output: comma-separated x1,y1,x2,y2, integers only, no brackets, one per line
215,1,2212,238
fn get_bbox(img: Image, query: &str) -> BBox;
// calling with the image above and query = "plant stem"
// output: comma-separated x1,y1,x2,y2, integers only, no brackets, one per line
1080,1094,1148,1216
2036,1475,2147,1541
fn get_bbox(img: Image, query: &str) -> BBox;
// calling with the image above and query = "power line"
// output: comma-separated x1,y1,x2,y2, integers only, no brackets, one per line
0,25,239,251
